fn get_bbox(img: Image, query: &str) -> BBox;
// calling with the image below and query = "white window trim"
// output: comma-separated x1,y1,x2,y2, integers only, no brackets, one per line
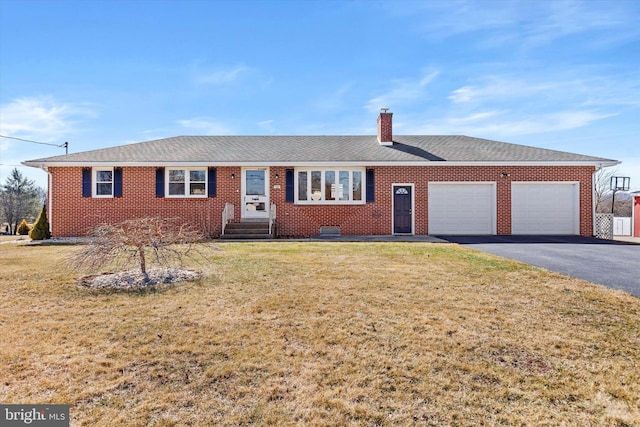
165,167,208,198
93,167,114,198
294,167,366,205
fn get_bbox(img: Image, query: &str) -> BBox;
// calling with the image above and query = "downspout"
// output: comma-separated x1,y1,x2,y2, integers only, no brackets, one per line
592,165,600,237
48,170,53,237
632,194,635,237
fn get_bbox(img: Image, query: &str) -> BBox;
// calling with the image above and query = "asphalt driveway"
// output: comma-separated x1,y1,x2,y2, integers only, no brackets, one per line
437,235,640,297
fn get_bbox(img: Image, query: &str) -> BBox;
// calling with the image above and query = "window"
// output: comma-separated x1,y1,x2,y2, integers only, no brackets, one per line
94,168,113,197
166,168,207,197
297,171,307,201
353,171,363,201
85,167,121,198
189,170,206,195
295,168,365,204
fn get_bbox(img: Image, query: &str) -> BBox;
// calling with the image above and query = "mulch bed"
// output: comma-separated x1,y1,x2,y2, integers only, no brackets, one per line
78,268,201,290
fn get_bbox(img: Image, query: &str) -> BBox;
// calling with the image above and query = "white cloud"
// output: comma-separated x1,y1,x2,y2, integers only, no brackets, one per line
390,1,515,40
398,0,639,50
449,78,553,104
470,111,614,137
448,86,475,104
442,73,636,139
419,71,439,87
177,118,233,134
0,96,95,142
519,0,636,48
192,64,249,85
544,110,617,131
448,111,500,124
577,76,640,108
139,128,168,135
404,109,614,138
366,70,439,112
256,120,275,132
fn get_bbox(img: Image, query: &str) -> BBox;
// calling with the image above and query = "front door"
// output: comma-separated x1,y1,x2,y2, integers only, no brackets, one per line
393,185,413,234
242,168,270,219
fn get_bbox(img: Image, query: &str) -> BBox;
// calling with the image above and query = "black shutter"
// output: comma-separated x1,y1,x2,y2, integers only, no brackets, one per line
285,169,294,203
366,169,375,202
208,167,217,197
82,168,91,197
155,167,165,197
114,168,123,197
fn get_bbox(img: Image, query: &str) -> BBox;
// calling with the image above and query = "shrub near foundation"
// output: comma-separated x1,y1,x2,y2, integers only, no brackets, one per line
29,205,51,240
16,219,30,235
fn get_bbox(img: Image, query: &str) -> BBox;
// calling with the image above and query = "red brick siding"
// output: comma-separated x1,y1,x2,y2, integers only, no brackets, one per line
377,113,393,143
48,165,596,237
49,166,240,237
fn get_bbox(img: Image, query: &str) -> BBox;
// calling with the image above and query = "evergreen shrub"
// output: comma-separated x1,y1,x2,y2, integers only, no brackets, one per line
17,219,30,235
29,206,51,240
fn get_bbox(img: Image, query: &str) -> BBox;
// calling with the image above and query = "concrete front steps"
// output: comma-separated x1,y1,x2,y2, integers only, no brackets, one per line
220,219,274,239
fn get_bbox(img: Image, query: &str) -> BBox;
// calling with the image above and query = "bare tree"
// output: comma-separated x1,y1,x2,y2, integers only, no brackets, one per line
594,167,618,213
594,167,634,216
602,197,633,217
71,217,209,284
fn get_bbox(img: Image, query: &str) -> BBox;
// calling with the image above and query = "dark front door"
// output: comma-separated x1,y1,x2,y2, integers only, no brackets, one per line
393,185,412,234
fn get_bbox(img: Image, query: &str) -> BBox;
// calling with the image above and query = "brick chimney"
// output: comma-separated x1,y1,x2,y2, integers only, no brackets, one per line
377,108,393,146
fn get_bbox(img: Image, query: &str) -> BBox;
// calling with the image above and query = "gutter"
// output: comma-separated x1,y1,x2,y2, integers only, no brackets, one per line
23,160,621,169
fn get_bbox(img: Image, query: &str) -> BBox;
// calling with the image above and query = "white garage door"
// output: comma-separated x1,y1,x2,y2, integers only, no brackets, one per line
512,183,579,234
428,183,495,234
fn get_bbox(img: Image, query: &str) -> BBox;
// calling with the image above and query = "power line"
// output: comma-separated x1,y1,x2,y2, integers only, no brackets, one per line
0,134,60,147
0,134,68,154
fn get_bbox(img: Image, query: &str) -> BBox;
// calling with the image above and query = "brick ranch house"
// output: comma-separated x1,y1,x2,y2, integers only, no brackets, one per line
24,110,617,238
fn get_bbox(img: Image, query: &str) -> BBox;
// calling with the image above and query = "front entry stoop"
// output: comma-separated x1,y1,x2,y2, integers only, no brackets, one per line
221,219,274,239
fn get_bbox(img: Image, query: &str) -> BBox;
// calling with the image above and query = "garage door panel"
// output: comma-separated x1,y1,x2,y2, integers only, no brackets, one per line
428,183,495,235
512,183,578,235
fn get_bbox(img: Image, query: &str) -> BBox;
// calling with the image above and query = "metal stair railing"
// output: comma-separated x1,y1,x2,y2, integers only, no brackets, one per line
269,203,276,236
222,203,234,235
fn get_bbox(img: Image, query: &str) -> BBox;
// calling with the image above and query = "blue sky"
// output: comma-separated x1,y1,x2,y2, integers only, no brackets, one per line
1,0,639,191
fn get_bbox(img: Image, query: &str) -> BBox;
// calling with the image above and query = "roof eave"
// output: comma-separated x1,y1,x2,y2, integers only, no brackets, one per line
22,160,620,168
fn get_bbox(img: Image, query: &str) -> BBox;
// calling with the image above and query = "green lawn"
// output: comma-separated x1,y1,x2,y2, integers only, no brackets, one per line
1,241,638,426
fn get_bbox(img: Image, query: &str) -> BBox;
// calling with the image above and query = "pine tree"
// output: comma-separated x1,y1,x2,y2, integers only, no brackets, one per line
17,219,30,235
29,205,51,240
0,168,42,234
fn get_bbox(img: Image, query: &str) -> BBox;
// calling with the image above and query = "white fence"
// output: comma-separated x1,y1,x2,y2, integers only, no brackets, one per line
614,217,631,236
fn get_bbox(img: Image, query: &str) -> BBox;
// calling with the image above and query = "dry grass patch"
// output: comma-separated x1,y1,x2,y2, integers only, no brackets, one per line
1,241,639,426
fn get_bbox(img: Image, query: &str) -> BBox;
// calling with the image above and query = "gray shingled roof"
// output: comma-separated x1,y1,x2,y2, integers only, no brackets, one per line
24,135,616,165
